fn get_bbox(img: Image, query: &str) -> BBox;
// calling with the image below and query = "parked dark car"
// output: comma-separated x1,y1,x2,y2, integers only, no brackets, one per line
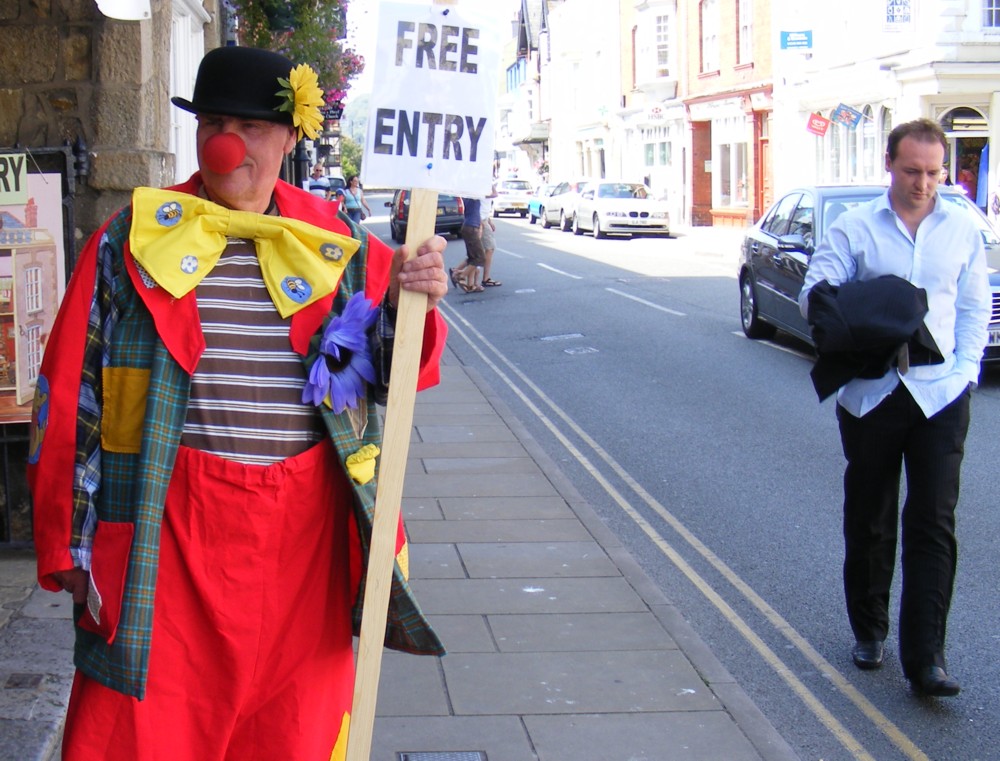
738,184,1000,362
385,189,464,242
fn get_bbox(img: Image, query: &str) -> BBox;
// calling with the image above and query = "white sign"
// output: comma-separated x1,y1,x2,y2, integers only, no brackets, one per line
363,1,501,197
0,154,28,206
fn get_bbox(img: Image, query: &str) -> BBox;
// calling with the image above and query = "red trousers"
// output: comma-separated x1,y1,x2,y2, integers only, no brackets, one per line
62,441,359,761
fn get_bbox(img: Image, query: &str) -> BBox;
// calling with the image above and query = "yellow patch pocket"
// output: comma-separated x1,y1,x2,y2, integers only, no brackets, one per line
101,367,150,454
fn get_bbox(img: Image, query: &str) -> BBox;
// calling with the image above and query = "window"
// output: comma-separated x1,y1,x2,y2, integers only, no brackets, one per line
861,105,876,181
645,144,655,167
25,324,41,384
847,114,860,182
659,142,670,165
830,113,843,182
985,0,1000,27
23,266,42,314
170,0,211,182
787,195,814,244
700,0,719,73
738,0,753,64
880,107,893,165
655,14,670,77
718,142,748,206
761,194,801,237
885,0,912,26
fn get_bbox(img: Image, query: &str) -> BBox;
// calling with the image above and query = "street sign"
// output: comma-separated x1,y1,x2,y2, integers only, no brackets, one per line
780,30,812,50
320,102,344,120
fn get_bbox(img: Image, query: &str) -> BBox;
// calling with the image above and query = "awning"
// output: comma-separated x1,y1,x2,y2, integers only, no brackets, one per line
514,122,550,145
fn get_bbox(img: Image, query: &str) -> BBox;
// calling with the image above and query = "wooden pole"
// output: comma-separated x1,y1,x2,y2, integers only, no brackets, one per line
345,188,438,761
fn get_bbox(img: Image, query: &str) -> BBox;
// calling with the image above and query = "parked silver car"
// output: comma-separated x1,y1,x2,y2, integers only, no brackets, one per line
572,181,671,238
541,179,590,231
493,178,534,217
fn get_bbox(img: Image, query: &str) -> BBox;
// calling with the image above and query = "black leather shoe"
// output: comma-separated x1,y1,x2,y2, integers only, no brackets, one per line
910,666,961,697
851,640,885,670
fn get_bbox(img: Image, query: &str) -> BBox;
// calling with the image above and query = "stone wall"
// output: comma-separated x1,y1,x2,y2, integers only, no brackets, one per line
0,0,220,243
0,0,220,544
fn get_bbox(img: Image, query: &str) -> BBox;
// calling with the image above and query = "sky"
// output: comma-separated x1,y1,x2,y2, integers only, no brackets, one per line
346,0,519,94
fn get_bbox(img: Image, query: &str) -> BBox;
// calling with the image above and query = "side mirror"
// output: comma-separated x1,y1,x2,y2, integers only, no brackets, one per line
777,233,812,254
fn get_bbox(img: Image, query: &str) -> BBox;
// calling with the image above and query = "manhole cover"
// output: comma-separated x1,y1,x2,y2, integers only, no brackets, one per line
397,754,487,761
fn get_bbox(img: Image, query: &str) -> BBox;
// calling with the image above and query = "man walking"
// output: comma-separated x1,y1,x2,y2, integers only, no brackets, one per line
799,118,990,697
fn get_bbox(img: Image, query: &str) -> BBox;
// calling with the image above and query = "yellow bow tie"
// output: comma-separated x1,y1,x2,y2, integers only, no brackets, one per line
128,187,360,318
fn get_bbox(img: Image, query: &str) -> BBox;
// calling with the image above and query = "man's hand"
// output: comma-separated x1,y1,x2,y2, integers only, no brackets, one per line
52,568,89,604
388,235,448,312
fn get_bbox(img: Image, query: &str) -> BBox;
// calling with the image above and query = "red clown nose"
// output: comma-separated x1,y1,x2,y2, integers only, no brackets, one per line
202,132,246,174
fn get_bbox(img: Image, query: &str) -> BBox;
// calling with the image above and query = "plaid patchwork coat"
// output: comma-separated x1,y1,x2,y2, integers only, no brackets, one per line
28,175,446,699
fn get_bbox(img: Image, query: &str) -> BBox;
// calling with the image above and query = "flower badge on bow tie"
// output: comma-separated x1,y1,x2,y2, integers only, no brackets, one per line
276,64,325,141
303,292,378,413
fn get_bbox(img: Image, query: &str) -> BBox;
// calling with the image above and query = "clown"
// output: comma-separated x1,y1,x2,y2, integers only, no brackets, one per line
28,46,449,760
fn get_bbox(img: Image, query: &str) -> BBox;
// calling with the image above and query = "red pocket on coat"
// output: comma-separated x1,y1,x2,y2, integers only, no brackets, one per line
78,520,134,645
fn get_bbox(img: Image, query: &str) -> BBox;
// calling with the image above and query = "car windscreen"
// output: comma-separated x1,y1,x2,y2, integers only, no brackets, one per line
503,181,532,191
939,193,1000,247
598,183,648,199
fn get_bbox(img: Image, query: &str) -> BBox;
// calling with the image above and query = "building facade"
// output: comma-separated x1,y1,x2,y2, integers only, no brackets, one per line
772,0,1000,227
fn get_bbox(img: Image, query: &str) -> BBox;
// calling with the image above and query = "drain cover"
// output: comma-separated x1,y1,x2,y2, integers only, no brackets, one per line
5,673,43,689
397,754,487,761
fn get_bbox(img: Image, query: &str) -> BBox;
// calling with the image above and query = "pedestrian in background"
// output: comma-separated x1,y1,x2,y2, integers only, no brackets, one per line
307,162,332,200
481,185,501,287
451,196,485,292
341,174,371,223
28,45,448,760
798,118,990,697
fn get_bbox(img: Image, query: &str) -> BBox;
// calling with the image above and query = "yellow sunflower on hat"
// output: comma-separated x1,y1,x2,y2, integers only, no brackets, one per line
276,64,325,141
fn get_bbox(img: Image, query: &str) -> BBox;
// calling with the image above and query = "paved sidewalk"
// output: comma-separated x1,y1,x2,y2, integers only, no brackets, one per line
0,348,799,761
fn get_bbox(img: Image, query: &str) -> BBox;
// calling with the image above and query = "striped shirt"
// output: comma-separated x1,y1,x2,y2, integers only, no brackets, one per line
180,238,326,464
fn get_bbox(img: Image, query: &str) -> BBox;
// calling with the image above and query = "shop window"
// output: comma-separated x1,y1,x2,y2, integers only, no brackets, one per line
718,142,748,206
862,105,876,181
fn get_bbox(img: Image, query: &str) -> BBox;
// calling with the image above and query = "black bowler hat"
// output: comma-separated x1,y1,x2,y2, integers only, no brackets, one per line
171,46,294,125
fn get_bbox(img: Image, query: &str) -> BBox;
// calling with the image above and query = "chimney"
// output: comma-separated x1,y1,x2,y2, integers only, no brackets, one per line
24,198,38,228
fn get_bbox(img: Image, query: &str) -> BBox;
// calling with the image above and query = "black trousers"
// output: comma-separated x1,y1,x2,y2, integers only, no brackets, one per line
837,382,971,677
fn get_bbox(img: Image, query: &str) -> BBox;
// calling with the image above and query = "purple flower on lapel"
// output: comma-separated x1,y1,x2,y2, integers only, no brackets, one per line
303,292,378,413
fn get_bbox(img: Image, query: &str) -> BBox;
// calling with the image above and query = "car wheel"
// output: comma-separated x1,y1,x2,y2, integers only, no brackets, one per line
520,210,527,218
593,215,606,239
541,208,551,228
390,224,402,243
572,213,583,235
740,273,777,340
560,210,572,232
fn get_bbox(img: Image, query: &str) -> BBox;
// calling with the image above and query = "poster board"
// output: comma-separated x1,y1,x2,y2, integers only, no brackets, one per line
363,0,501,197
0,170,66,422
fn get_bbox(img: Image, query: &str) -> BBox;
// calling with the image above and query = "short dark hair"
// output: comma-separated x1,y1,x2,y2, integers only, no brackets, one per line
886,118,948,161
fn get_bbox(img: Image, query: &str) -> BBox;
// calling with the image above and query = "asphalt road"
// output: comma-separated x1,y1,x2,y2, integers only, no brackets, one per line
365,193,1000,761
